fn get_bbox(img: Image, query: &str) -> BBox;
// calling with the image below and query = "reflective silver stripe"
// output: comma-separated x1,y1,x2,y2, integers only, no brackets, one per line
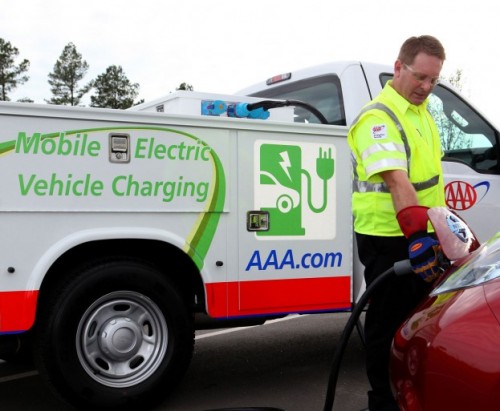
365,158,407,176
360,142,405,161
353,174,440,193
353,177,388,193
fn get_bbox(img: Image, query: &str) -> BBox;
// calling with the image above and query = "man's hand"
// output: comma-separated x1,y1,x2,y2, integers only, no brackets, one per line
397,205,443,281
408,233,442,282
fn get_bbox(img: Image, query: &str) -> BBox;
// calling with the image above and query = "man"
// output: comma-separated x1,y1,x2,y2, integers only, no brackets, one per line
347,35,446,411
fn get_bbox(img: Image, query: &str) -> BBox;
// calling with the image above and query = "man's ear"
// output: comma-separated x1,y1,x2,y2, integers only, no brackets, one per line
394,59,403,78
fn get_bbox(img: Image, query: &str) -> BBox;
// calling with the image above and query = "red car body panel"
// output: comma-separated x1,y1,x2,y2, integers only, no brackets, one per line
390,276,500,411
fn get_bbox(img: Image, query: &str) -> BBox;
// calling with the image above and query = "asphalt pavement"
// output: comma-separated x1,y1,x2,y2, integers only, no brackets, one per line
0,313,370,411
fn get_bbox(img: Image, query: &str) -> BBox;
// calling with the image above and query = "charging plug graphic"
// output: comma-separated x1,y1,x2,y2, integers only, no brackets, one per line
303,147,335,213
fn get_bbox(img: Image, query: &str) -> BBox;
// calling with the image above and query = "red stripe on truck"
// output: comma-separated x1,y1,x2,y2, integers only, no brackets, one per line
0,290,38,333
205,276,351,318
1,277,351,332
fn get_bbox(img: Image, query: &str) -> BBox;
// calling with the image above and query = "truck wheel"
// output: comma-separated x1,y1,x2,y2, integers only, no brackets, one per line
33,259,194,411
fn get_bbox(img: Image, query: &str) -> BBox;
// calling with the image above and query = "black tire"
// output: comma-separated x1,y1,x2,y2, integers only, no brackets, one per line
33,259,194,411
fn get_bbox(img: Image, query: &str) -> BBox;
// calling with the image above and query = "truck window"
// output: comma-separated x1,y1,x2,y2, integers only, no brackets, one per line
381,73,499,174
248,75,346,125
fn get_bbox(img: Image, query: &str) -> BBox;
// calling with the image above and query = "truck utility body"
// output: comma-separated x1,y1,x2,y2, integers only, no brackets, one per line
0,98,351,321
0,61,498,410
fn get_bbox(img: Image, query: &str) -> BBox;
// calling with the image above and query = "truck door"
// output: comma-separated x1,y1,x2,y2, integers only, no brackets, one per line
233,125,353,318
377,74,499,242
431,85,499,242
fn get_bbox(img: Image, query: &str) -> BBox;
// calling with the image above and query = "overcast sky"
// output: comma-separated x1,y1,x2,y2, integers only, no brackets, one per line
1,0,499,123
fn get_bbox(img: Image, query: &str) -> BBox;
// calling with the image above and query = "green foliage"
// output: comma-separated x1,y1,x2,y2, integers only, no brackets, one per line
177,82,193,91
90,65,140,109
47,42,91,106
429,68,471,151
16,97,34,103
447,69,463,92
0,38,30,101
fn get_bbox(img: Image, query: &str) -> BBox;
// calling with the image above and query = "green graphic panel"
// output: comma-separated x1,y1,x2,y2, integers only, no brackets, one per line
258,144,305,236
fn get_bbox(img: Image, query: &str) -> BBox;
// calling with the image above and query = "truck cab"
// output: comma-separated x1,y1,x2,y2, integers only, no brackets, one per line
238,61,500,243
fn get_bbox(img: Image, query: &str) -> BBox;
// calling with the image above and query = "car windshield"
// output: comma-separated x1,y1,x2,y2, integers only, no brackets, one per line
431,232,500,294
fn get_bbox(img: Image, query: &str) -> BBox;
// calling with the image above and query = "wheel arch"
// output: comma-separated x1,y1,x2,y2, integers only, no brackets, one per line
36,237,205,324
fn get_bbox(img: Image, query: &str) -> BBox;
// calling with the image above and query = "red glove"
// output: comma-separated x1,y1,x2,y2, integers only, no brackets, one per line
397,206,442,282
396,205,430,239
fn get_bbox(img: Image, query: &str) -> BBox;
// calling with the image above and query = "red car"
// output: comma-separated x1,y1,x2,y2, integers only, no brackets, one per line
390,208,500,411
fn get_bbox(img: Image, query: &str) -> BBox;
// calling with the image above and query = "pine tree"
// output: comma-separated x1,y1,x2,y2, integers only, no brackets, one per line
90,65,140,109
0,38,30,101
47,42,90,106
177,82,193,91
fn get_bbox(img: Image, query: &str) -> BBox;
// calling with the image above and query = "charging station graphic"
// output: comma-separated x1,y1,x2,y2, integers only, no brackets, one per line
254,140,336,239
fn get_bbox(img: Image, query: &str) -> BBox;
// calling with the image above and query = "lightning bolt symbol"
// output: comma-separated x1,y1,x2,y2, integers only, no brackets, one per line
279,151,292,181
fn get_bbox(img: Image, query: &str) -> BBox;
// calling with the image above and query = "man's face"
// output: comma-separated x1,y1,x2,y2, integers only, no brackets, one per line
393,52,443,105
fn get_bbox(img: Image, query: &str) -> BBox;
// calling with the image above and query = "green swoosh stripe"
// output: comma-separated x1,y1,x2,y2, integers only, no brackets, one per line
1,126,226,270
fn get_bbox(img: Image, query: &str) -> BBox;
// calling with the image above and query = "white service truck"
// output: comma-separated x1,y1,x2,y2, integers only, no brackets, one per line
0,61,498,410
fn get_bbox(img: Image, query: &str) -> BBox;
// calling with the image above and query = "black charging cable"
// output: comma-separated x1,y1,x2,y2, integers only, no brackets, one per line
323,260,413,411
246,100,329,125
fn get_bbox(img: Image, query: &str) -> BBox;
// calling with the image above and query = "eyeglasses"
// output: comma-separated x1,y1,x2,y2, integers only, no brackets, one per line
403,64,440,86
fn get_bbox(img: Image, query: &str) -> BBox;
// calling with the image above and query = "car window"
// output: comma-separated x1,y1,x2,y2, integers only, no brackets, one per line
381,73,499,174
249,75,346,125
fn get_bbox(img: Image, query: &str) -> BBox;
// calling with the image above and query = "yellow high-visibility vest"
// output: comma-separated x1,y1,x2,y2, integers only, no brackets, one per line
348,81,445,236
